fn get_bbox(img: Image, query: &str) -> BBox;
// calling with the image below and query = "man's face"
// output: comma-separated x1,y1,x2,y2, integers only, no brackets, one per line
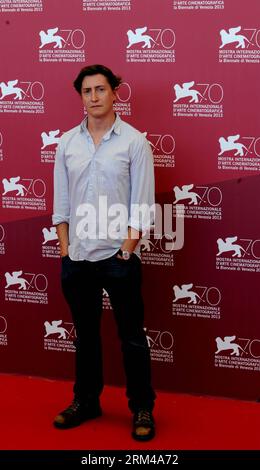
81,74,117,119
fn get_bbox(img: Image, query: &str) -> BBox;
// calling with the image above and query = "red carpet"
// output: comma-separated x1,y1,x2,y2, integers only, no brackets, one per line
1,373,260,450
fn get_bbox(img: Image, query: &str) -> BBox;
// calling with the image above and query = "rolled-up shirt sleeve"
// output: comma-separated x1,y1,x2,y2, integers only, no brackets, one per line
128,134,155,233
52,138,70,226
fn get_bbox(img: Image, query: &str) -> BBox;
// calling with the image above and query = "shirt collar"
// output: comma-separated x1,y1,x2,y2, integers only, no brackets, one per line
80,113,121,140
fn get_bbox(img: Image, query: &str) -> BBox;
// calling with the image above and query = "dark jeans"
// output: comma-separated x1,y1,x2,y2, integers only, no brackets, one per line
61,253,156,413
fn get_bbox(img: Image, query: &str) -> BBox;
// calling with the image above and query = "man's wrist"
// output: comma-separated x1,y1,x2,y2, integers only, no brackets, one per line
60,249,69,257
117,249,132,260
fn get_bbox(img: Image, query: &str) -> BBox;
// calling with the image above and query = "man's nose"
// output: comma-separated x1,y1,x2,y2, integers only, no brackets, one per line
91,89,98,101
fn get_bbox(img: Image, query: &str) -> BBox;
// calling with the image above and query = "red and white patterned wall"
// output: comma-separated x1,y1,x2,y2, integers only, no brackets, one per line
1,0,260,400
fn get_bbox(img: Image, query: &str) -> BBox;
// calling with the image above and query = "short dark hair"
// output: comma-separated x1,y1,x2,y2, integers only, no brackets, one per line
73,64,122,94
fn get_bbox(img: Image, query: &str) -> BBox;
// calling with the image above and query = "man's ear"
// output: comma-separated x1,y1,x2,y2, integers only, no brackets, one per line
114,86,120,93
113,88,118,102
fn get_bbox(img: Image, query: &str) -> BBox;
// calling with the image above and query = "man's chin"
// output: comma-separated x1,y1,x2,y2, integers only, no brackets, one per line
88,108,110,119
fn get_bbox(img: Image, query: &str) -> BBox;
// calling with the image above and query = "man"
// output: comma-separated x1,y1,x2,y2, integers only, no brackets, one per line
52,64,156,441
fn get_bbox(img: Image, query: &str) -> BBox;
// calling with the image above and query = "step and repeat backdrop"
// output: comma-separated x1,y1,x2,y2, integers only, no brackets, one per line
0,0,260,400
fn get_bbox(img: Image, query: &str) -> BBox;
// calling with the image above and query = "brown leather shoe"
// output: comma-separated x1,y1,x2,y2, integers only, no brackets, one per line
132,409,155,441
53,399,102,429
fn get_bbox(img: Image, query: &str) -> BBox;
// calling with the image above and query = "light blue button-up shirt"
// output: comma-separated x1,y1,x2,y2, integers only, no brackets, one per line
52,114,155,261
